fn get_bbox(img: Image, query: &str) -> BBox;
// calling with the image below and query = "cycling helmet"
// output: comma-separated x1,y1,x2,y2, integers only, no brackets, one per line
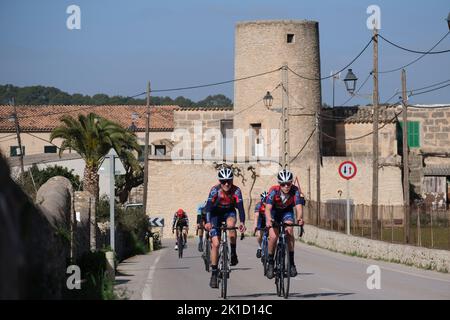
176,209,184,218
277,169,293,184
218,167,233,180
260,191,268,202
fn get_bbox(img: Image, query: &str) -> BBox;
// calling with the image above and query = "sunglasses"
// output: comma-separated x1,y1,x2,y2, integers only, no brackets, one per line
280,182,292,187
220,180,233,185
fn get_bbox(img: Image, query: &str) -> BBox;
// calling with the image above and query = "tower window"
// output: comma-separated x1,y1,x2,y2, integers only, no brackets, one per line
287,34,295,43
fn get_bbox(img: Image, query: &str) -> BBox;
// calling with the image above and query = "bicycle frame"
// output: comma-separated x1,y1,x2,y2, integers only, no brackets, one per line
217,222,239,299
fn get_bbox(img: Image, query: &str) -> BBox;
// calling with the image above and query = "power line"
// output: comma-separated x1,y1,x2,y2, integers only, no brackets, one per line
379,33,450,54
408,78,450,93
379,31,450,74
410,83,450,97
287,37,373,81
150,67,282,94
289,127,316,163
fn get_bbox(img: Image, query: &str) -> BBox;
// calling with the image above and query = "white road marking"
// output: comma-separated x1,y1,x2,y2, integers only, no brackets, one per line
141,251,162,300
301,244,450,283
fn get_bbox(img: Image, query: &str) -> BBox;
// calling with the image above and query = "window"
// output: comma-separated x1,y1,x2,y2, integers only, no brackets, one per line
10,146,25,157
251,123,264,157
154,145,166,156
399,121,420,148
44,145,57,153
287,34,295,43
220,120,234,157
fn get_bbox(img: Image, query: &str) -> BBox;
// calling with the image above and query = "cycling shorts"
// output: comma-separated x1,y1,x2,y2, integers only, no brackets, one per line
209,211,236,238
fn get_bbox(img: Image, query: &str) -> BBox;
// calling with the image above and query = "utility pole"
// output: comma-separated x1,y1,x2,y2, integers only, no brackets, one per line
281,63,290,169
402,69,410,244
316,111,321,226
11,98,25,178
371,27,379,240
143,81,151,214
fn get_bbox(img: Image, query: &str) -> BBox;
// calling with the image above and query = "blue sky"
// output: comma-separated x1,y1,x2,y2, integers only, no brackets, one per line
0,0,449,105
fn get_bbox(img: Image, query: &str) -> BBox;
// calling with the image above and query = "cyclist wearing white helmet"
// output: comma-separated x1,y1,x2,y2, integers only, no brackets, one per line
265,169,305,279
253,191,268,259
204,167,247,288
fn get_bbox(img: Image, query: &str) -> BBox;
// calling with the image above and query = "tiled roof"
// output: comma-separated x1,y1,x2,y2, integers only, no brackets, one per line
0,105,177,132
322,104,400,124
175,106,233,111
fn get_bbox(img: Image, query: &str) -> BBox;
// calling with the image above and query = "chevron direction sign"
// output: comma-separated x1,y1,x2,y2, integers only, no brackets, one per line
149,217,164,227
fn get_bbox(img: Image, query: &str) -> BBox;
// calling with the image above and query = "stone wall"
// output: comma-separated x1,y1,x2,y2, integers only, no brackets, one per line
300,225,450,272
0,156,74,299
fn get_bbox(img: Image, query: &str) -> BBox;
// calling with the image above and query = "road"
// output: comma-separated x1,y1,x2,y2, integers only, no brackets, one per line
115,237,450,300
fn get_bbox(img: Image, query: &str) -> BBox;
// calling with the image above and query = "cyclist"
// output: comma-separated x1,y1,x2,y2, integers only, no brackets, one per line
253,191,268,259
265,169,305,279
204,167,246,288
196,201,207,252
172,208,189,250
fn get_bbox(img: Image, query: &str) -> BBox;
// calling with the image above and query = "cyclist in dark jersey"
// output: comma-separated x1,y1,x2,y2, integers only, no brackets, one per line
204,167,246,288
253,191,268,259
172,209,189,250
196,201,207,252
265,169,305,279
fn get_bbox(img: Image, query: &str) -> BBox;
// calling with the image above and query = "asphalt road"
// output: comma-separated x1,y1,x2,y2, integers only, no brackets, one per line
115,236,450,300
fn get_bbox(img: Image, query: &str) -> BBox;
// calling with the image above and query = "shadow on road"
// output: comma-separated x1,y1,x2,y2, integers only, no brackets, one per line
114,279,131,285
231,267,253,271
228,291,354,299
156,266,191,270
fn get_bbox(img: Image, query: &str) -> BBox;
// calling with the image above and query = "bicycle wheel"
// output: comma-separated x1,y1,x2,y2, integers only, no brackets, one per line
283,251,291,299
278,243,287,297
275,249,282,297
178,234,184,259
204,238,210,272
221,244,228,299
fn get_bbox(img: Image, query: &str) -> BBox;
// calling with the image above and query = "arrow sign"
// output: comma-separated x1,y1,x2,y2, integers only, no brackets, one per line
149,217,165,227
339,161,357,180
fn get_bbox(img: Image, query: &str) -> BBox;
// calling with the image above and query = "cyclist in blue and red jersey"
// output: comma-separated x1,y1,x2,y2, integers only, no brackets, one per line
204,167,247,288
253,191,268,259
265,169,305,279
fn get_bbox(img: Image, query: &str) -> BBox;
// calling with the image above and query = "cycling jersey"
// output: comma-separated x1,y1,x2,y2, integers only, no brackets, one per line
196,203,207,224
172,211,189,230
254,201,266,230
266,185,305,212
204,184,246,223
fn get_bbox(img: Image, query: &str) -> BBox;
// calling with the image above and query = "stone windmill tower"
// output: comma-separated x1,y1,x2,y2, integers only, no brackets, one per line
234,20,322,195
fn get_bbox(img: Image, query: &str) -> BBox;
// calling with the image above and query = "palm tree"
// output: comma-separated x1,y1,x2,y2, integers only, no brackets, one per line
50,113,140,200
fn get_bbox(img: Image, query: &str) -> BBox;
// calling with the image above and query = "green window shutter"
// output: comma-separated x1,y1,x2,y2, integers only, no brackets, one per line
399,121,420,148
408,121,420,148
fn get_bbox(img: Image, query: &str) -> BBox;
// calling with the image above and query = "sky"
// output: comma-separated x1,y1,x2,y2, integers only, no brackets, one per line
0,0,449,105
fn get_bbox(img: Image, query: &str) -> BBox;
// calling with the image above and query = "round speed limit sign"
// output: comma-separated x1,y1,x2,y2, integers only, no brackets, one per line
339,161,357,180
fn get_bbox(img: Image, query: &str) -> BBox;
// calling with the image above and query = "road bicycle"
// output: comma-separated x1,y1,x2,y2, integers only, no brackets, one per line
260,228,269,276
175,224,185,259
217,222,244,299
198,226,211,272
271,221,304,299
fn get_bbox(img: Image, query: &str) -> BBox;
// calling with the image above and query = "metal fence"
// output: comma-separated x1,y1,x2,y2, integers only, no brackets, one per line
303,200,450,251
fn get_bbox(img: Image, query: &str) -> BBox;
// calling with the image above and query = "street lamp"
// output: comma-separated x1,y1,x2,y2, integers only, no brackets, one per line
263,91,273,108
343,69,358,95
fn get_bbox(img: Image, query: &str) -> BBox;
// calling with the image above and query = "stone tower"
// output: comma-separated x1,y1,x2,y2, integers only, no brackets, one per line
234,20,322,191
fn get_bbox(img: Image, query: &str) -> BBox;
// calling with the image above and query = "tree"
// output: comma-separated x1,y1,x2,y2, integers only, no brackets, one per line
197,94,232,107
50,113,140,200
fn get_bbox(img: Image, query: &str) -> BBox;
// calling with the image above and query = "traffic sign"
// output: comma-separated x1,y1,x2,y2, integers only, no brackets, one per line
149,217,165,227
339,161,357,180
